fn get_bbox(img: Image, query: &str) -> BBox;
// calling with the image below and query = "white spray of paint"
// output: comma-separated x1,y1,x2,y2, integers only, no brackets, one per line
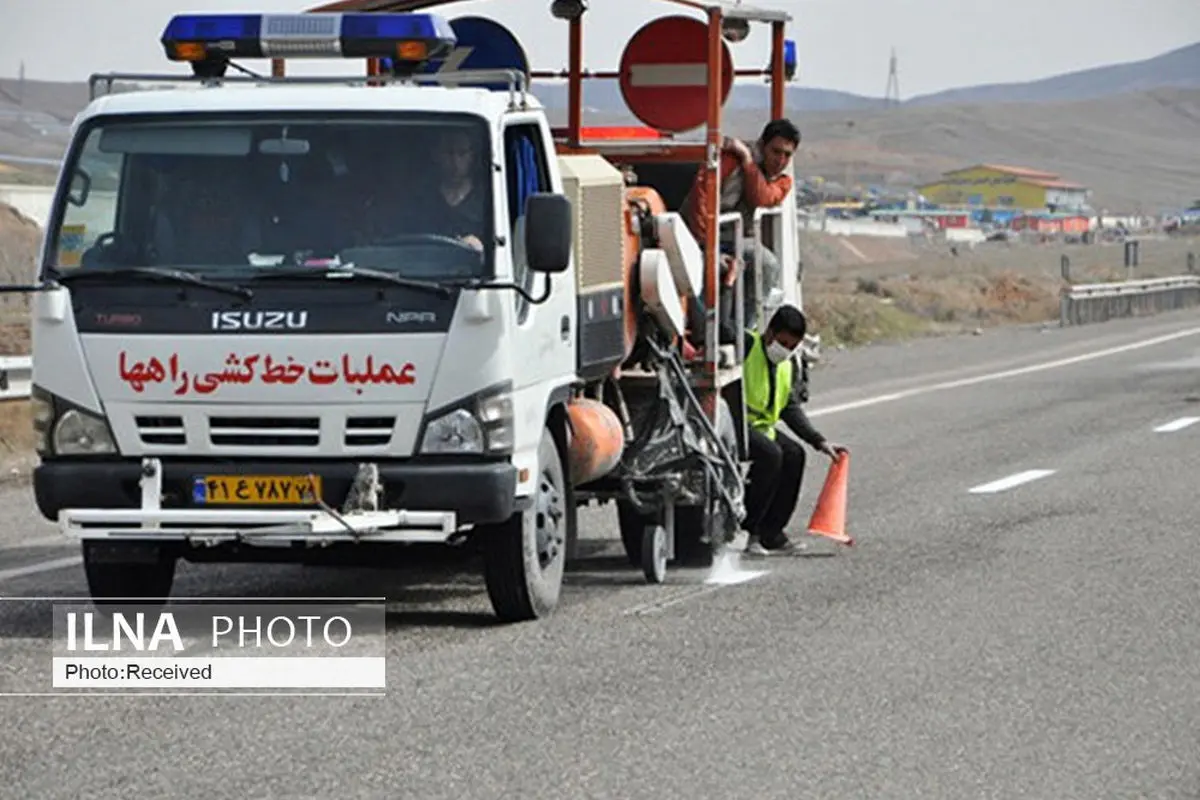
704,548,768,586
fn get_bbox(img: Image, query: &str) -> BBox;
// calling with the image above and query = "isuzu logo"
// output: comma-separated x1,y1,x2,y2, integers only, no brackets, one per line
211,311,308,331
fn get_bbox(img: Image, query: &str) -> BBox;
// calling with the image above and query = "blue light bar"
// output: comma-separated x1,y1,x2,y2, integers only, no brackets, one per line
783,39,797,81
161,12,456,65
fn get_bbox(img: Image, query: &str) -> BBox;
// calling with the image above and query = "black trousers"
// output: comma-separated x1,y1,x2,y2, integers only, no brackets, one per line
743,427,807,545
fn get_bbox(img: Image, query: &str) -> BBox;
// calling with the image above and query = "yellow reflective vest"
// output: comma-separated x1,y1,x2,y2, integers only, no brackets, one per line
743,330,793,441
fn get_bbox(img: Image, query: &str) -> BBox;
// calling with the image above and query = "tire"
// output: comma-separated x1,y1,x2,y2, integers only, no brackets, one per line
674,398,740,568
621,494,725,569
672,506,714,568
673,472,735,569
617,499,651,566
82,541,177,609
641,524,667,584
483,428,572,622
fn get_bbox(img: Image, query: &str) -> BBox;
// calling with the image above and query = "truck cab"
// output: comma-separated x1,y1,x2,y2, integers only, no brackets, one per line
18,1,804,623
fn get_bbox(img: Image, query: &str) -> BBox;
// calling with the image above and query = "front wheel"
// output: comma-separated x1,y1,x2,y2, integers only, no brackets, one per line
483,428,572,622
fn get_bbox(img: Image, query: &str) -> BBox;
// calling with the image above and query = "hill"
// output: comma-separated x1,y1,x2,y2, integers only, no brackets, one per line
506,40,1200,112
908,42,1200,107
562,88,1200,211
1,40,1198,210
772,88,1200,212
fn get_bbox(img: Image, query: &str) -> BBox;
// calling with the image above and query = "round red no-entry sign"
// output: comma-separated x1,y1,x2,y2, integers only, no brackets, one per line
618,16,734,133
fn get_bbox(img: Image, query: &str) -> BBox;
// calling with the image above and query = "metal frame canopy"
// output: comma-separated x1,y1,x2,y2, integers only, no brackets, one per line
303,0,794,146
302,0,795,315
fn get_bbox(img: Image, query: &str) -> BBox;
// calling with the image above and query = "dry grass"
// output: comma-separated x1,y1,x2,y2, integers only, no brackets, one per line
801,233,1200,348
0,321,30,355
0,400,36,480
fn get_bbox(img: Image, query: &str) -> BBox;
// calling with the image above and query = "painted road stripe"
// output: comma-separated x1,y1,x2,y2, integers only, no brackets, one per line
0,555,81,584
810,326,1200,418
9,327,1200,595
1153,416,1200,433
968,469,1056,494
624,552,769,615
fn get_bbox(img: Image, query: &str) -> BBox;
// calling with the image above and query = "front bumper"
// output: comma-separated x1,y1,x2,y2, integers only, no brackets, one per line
35,457,519,544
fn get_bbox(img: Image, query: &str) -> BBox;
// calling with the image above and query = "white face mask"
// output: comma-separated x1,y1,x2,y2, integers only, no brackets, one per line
765,340,795,365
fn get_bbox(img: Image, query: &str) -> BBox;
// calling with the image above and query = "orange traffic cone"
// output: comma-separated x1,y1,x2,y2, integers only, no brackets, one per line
806,451,853,546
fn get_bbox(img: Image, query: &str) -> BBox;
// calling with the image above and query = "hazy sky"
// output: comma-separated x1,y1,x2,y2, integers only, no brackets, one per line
1,0,1197,98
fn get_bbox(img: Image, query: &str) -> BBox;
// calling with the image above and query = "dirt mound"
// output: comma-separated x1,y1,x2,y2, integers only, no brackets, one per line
800,232,917,272
0,201,39,281
0,201,38,354
806,265,1066,348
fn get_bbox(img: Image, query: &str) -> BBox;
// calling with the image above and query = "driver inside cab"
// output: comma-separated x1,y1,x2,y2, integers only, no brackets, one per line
424,129,487,252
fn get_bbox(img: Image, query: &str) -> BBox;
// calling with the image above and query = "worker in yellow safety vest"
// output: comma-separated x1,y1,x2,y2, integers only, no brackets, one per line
738,305,847,555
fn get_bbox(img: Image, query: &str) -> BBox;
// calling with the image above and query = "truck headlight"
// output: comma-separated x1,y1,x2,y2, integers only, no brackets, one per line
419,386,514,456
420,409,485,454
53,408,117,455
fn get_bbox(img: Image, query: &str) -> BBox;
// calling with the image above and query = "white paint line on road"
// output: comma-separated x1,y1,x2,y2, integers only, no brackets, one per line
623,553,769,615
809,326,1200,419
4,535,73,550
624,586,721,616
0,555,81,584
968,469,1056,494
6,328,1196,604
1153,416,1200,433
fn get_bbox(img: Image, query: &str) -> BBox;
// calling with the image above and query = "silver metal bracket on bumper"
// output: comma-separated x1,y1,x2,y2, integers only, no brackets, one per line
58,458,458,545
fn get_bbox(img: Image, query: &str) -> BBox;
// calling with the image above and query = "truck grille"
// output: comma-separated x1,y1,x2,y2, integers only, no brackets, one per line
132,414,397,452
208,416,320,448
345,416,395,447
136,416,186,446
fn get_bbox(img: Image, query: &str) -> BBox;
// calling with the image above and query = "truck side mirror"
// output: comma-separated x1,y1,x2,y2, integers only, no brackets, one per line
523,193,572,274
68,169,92,207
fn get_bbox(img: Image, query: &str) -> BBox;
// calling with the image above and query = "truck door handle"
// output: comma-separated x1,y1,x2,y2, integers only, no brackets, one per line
560,315,570,341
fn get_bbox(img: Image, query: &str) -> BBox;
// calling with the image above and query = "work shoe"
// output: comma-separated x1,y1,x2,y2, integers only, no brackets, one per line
745,534,802,556
744,536,771,557
761,531,806,555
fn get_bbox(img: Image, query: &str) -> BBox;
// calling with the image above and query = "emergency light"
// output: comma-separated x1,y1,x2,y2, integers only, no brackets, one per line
160,12,457,67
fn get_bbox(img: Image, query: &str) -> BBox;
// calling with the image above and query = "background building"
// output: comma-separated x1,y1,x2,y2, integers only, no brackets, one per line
918,164,1091,212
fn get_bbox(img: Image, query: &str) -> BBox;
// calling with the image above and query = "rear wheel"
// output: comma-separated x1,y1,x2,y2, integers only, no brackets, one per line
82,541,177,609
483,428,571,622
617,499,651,566
672,505,714,568
674,472,735,569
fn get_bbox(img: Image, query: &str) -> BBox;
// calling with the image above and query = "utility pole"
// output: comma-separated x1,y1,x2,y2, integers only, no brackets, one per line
844,120,854,197
17,61,25,106
884,48,900,106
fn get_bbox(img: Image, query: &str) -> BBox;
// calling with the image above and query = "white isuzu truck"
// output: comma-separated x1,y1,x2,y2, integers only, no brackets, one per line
14,3,807,622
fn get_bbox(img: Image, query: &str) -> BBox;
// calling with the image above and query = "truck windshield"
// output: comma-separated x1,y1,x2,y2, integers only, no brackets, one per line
45,113,494,281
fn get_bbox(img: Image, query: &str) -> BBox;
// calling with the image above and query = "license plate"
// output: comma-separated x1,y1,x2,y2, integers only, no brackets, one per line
192,475,322,505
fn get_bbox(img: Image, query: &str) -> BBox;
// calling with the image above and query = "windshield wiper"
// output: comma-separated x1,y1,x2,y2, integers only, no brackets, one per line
54,266,253,299
445,275,552,306
250,266,453,297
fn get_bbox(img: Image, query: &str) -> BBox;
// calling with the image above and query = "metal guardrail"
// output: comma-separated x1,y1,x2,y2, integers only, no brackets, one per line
0,356,31,400
0,277,1191,394
1060,275,1200,327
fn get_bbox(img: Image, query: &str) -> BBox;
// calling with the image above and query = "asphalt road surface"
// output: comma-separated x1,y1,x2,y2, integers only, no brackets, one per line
3,311,1200,799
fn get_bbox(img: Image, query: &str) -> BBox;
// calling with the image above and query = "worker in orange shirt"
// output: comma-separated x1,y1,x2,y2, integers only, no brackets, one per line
681,118,800,335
